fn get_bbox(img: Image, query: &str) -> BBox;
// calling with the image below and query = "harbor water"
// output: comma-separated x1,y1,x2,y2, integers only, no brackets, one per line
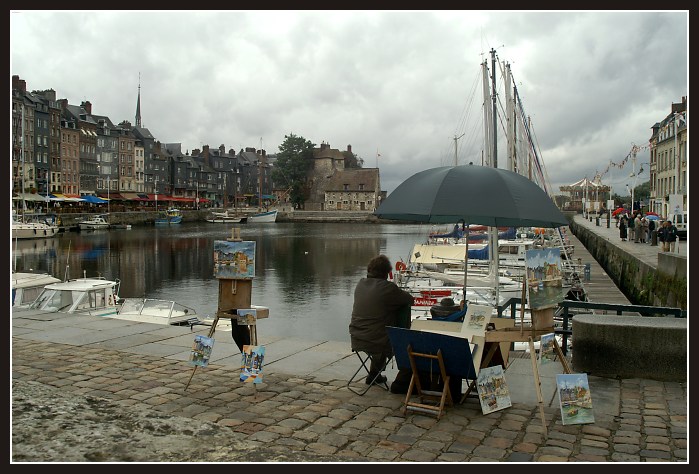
11,221,443,342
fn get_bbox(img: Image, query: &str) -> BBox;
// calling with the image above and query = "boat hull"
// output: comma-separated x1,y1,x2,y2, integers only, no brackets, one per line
248,210,278,223
12,223,60,239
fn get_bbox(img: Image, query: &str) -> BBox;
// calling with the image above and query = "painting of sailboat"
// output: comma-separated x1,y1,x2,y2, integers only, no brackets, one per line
556,373,595,425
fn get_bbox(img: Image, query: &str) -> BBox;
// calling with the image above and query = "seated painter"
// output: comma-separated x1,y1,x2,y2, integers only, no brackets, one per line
430,297,467,321
349,254,414,386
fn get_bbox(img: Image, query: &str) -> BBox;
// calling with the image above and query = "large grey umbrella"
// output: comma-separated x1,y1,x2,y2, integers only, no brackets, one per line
375,164,568,305
374,164,567,228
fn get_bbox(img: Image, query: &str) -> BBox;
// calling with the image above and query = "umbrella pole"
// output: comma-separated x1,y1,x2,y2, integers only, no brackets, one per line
462,224,469,302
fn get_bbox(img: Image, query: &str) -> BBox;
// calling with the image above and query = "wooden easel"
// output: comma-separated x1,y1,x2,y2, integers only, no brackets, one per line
472,307,571,436
185,228,255,391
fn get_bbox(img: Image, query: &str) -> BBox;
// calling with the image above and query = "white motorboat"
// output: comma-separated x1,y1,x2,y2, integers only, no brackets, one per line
111,298,201,326
14,275,121,318
78,215,110,231
248,209,278,223
12,217,60,240
11,272,62,308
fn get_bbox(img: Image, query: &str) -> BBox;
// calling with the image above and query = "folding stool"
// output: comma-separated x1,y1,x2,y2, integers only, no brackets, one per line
346,350,391,395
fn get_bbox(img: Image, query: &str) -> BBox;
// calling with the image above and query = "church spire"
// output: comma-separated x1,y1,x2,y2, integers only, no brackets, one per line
135,73,142,127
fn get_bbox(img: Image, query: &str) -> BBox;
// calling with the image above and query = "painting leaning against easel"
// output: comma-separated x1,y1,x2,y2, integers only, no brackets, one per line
556,373,595,425
476,365,512,415
539,332,557,365
189,335,215,367
240,345,265,384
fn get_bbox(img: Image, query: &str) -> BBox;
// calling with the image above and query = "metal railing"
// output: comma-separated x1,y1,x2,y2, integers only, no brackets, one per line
496,298,686,356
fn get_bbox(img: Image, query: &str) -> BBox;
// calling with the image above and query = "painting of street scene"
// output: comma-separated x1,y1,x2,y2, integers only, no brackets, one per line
476,365,512,415
240,344,265,384
525,248,568,310
556,373,595,425
213,240,256,279
188,335,214,367
539,332,557,365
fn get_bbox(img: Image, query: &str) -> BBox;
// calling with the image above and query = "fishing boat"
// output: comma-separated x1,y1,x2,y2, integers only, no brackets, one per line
78,214,110,231
11,272,62,308
111,297,200,326
14,275,121,318
155,208,182,225
248,209,278,223
206,210,247,224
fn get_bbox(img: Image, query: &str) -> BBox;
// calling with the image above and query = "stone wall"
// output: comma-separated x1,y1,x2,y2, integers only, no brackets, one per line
569,218,687,309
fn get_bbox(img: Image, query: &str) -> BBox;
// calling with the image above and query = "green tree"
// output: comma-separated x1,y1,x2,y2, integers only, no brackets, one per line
272,134,315,209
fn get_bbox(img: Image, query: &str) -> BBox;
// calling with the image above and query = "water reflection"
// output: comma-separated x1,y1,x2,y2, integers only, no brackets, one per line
11,222,431,342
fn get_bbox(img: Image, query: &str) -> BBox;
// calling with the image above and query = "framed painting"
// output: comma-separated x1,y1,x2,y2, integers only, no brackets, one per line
213,240,256,279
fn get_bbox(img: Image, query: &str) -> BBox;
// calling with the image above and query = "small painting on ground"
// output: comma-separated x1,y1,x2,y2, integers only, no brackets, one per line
240,345,265,384
556,373,595,425
189,335,214,367
476,365,512,415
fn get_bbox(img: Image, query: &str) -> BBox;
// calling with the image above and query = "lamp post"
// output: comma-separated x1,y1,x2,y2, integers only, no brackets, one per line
154,177,158,213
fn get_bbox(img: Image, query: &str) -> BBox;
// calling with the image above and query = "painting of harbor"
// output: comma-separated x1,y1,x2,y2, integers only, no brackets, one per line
476,365,512,415
539,332,557,365
213,240,256,279
525,248,568,310
556,373,595,425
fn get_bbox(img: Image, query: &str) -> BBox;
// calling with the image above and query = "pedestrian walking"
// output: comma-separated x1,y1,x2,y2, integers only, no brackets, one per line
619,215,628,241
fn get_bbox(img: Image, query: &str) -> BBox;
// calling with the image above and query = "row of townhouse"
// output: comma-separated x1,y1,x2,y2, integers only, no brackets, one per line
11,75,383,212
648,96,687,218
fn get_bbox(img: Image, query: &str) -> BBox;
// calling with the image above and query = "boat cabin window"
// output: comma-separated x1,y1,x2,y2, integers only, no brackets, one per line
16,287,44,306
31,289,74,312
76,289,107,311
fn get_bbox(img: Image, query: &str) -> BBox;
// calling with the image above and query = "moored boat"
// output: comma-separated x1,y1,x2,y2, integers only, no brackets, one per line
206,210,247,223
78,214,110,231
111,297,200,326
11,272,62,308
14,275,121,318
248,209,278,223
155,208,183,225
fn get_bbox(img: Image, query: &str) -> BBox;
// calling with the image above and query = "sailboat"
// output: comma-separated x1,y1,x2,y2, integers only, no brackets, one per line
248,152,278,223
394,49,584,318
206,174,247,223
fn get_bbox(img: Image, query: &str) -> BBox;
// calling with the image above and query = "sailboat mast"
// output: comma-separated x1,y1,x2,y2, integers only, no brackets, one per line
491,48,498,169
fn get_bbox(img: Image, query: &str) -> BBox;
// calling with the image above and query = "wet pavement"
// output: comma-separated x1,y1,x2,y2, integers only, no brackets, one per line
11,217,688,463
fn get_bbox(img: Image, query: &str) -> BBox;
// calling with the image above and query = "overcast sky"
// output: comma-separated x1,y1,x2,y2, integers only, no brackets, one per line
10,10,688,196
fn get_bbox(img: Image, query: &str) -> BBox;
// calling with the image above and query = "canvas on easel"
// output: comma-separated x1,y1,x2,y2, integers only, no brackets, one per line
525,248,568,310
476,364,512,415
556,373,595,425
213,240,256,279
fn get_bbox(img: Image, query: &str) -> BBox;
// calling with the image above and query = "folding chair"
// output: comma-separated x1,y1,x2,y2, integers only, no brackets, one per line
346,350,391,395
386,326,476,419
